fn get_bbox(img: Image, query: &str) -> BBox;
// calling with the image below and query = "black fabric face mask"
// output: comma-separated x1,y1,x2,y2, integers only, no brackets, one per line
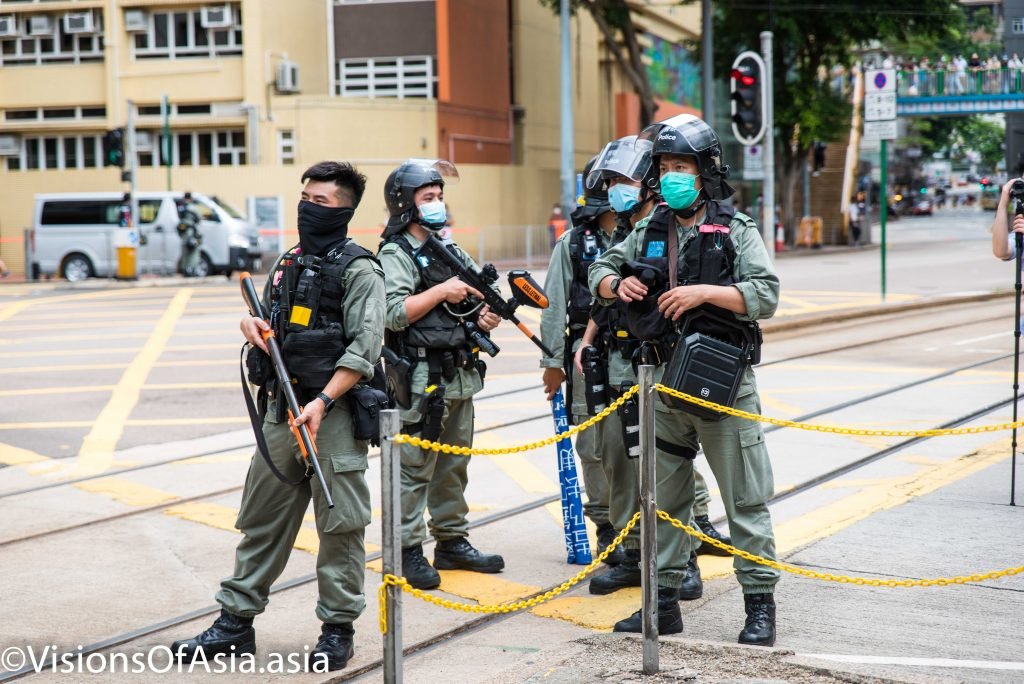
297,201,354,256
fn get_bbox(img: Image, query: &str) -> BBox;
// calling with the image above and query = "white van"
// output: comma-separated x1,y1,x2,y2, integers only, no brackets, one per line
29,192,262,281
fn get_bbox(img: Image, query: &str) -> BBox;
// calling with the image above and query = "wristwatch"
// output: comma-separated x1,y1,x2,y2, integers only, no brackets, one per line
316,392,335,414
610,276,623,296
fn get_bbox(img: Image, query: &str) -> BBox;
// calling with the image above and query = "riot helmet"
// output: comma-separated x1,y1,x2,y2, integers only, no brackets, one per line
586,135,654,220
571,155,612,224
636,114,734,204
383,158,459,237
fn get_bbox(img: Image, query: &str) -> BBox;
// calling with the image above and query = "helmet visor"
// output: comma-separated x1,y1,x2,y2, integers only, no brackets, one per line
636,114,718,155
404,158,460,186
586,140,652,189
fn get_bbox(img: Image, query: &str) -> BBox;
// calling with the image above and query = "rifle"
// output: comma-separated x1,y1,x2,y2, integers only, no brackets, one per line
418,234,556,358
239,271,334,508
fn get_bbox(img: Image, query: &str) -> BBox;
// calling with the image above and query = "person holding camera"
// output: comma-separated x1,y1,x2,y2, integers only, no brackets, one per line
990,177,1024,261
539,154,621,565
171,162,385,672
377,158,504,592
589,115,780,645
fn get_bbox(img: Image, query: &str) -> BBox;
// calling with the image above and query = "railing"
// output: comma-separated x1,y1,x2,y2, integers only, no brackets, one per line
896,67,1024,97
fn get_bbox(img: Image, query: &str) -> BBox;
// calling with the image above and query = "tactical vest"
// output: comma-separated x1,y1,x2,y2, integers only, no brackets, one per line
630,202,748,347
269,240,377,401
566,224,606,331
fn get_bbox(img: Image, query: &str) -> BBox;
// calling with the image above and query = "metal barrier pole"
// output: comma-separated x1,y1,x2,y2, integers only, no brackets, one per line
638,364,658,674
525,224,533,269
380,409,403,684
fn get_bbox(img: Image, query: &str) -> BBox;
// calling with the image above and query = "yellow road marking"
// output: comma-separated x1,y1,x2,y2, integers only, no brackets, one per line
758,394,802,417
534,439,1011,629
0,301,32,322
0,417,248,430
0,359,225,374
0,442,48,465
0,381,235,397
0,329,229,346
490,454,558,494
0,343,237,359
69,290,193,477
435,570,540,605
74,478,180,506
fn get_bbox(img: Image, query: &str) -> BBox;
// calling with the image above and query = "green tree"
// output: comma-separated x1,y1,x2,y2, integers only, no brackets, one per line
538,0,657,127
693,0,961,228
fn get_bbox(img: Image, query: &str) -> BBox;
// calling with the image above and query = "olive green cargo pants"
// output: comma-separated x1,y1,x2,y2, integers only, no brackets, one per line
399,395,476,548
652,371,780,593
216,405,372,624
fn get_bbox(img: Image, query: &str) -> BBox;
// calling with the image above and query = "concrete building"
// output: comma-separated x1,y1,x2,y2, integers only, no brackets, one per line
0,0,700,276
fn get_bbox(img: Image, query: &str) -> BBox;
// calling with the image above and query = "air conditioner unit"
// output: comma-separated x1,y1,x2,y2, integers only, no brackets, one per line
26,15,56,37
275,61,300,94
124,9,148,33
0,134,21,157
200,5,233,29
0,15,17,38
63,11,96,35
134,131,154,153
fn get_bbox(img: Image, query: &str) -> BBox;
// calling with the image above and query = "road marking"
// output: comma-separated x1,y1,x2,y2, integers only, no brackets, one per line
0,442,48,465
435,570,541,604
952,331,1007,346
797,654,1024,671
489,454,559,494
0,417,248,430
69,290,193,477
0,343,237,359
74,478,180,506
0,359,225,375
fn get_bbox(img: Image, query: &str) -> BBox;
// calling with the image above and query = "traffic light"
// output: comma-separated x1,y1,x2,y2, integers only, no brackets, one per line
730,51,767,145
102,128,125,168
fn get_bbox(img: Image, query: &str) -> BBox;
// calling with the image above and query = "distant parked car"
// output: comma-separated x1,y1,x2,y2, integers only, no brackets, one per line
912,198,933,216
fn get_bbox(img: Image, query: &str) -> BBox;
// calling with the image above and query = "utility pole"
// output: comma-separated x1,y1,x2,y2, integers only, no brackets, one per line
702,0,714,124
560,0,575,219
760,31,775,259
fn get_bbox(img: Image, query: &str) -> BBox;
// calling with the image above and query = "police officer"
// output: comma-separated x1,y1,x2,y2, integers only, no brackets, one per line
580,137,731,599
378,158,504,591
539,155,621,564
170,162,385,671
177,192,203,277
590,115,780,645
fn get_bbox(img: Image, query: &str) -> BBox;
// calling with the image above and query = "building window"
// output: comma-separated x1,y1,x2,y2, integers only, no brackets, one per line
135,129,247,168
3,106,106,122
136,103,214,117
4,134,106,171
277,129,295,165
1014,18,1024,34
0,12,104,66
336,55,436,99
131,5,243,60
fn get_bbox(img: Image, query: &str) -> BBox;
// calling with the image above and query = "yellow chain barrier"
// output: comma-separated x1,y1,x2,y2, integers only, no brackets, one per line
654,384,1024,437
393,385,639,455
657,509,1024,587
377,512,642,634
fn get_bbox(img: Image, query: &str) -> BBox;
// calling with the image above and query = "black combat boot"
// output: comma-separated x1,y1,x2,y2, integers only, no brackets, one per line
307,622,354,672
402,544,442,589
171,609,255,660
596,522,626,565
589,548,640,594
695,515,733,556
612,587,683,635
433,538,505,573
677,552,703,600
738,593,776,646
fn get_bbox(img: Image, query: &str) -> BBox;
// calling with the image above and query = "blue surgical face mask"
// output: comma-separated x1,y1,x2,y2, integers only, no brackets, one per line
660,172,700,210
417,200,447,230
608,184,641,213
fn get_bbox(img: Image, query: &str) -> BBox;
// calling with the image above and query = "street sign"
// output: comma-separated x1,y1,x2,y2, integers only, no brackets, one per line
742,144,764,180
864,120,897,140
865,68,896,93
864,92,897,121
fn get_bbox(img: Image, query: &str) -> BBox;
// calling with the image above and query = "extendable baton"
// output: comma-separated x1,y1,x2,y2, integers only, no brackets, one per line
239,272,334,508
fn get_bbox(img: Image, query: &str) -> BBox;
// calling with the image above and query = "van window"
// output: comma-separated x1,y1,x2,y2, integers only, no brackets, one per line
211,196,244,219
40,200,121,225
139,199,162,224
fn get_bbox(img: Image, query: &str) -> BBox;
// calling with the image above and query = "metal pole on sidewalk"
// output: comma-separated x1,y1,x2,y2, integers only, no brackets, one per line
760,31,775,260
638,364,658,674
559,0,575,219
701,0,714,125
880,139,888,301
381,409,403,684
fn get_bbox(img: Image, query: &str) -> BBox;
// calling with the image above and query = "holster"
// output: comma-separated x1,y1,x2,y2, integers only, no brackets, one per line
382,346,413,409
615,385,641,459
413,385,447,443
347,384,391,446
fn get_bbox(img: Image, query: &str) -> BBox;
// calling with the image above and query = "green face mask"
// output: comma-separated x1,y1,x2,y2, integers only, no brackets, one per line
660,172,700,210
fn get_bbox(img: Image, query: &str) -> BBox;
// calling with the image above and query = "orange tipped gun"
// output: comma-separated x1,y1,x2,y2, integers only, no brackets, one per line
419,234,555,358
239,272,334,508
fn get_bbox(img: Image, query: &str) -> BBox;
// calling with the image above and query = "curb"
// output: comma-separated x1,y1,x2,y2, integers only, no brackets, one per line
762,289,1013,335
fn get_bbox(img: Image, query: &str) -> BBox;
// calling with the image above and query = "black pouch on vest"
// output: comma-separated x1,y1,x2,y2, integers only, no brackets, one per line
348,385,391,446
281,323,347,402
621,258,671,341
245,344,274,387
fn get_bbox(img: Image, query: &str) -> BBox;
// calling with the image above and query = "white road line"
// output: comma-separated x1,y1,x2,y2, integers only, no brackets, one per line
798,654,1024,671
952,331,1008,346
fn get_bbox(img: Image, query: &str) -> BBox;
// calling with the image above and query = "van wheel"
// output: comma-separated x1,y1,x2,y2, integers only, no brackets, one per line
192,254,213,278
62,254,93,282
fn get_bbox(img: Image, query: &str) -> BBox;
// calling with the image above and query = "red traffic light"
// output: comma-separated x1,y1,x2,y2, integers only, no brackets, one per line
731,68,757,86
